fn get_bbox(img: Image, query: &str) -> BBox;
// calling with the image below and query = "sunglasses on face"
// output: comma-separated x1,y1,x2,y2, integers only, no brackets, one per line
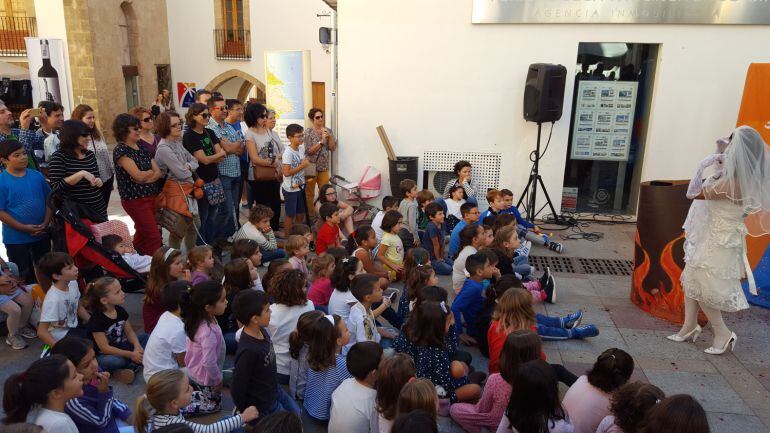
129,126,140,132
199,113,211,119
314,115,324,120
142,117,152,123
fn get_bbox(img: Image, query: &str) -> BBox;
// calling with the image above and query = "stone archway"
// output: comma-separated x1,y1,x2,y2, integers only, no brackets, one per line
205,69,266,102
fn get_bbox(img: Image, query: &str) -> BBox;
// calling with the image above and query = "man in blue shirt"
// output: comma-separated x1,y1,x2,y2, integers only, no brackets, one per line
448,202,480,258
451,252,496,345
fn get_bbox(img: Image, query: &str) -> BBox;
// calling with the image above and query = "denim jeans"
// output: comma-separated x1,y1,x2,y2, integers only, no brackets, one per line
373,300,402,329
224,331,237,355
513,255,532,278
97,340,140,372
431,258,454,276
535,313,571,340
219,174,241,238
197,195,229,244
260,387,301,418
261,248,286,263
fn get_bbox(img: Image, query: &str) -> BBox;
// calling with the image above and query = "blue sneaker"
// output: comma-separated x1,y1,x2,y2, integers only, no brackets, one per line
570,324,599,339
562,310,583,329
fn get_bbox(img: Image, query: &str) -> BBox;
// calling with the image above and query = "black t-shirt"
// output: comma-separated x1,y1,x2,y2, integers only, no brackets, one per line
232,328,278,413
88,305,129,351
113,143,159,200
183,129,220,182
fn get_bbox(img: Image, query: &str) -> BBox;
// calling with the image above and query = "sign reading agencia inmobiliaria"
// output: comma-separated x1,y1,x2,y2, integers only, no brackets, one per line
472,0,770,25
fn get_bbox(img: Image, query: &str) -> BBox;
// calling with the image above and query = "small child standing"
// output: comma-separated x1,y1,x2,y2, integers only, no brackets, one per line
2,355,84,433
281,123,310,235
420,202,452,275
304,314,352,421
377,210,405,281
328,342,384,433
100,235,151,274
136,369,257,433
86,277,144,385
288,310,324,400
142,280,190,383
308,253,336,312
415,189,435,233
51,337,133,433
285,235,311,285
316,203,342,254
372,196,399,242
347,274,398,350
187,246,214,285
397,179,420,248
232,289,301,419
181,281,229,415
37,252,90,349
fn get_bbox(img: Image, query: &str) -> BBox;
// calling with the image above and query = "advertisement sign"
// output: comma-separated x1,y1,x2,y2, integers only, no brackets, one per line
264,50,313,147
570,81,638,162
177,82,197,108
24,38,71,116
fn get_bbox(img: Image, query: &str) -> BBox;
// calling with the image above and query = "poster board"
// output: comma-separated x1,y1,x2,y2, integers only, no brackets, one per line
24,38,71,117
264,50,313,147
570,80,638,161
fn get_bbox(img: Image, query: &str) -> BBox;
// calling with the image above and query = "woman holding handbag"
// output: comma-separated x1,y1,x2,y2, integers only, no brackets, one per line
155,111,201,251
244,103,283,234
182,103,228,244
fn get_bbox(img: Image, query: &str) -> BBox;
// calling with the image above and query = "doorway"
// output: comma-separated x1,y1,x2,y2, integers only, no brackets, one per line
562,43,659,214
312,81,325,112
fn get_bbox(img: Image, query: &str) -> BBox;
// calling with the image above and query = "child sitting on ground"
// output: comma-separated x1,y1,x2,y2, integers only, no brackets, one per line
262,258,292,293
328,256,364,321
307,253,336,312
86,277,144,384
398,179,420,248
444,184,466,233
416,189,435,234
218,258,259,354
500,188,564,253
143,247,190,335
372,195,399,242
420,202,453,276
347,274,398,350
229,239,264,291
232,289,301,419
452,225,487,293
285,235,311,285
449,203,481,259
187,246,214,285
142,280,189,383
288,310,324,400
136,369,258,433
289,223,314,251
37,252,90,349
328,342,384,433
397,262,438,325
597,382,665,433
638,395,709,433
316,203,342,255
101,235,151,274
2,355,83,433
451,252,496,346
0,271,35,350
230,204,285,263
396,378,439,422
376,353,417,433
51,337,133,433
377,210,406,281
349,225,391,287
303,314,352,421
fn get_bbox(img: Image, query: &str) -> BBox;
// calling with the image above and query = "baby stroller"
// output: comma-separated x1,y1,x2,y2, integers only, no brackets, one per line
48,195,146,292
330,165,381,226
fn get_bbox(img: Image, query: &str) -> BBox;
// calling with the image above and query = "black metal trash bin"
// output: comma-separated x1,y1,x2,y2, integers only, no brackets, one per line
388,156,418,199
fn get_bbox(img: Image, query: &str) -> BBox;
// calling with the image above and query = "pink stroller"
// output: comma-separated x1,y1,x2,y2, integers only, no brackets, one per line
330,166,381,226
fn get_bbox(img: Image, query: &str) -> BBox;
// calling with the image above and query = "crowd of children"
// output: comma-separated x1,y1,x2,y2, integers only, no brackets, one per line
0,158,713,433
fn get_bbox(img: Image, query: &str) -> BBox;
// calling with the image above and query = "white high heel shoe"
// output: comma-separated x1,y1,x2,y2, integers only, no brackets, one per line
705,332,737,355
666,325,702,343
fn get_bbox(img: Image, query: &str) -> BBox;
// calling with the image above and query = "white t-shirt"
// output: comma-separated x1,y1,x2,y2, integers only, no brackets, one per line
328,289,358,322
268,301,315,375
281,145,306,192
122,252,152,274
143,311,187,382
328,378,379,433
446,198,466,220
452,246,478,292
371,211,385,242
40,281,81,342
377,413,392,433
496,416,574,433
346,302,380,350
27,407,79,433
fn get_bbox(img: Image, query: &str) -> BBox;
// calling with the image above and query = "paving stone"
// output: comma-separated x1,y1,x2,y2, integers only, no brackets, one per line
709,356,770,415
635,356,718,374
743,363,770,394
607,304,680,332
645,370,753,415
618,328,712,361
589,275,632,299
706,412,769,433
543,302,615,327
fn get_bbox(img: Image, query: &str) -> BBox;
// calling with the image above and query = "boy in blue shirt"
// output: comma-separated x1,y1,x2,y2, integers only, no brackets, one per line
0,139,52,283
499,188,564,253
420,202,453,275
451,252,496,345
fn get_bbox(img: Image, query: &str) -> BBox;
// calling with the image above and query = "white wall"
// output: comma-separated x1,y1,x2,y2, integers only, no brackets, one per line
166,0,333,116
336,0,770,213
33,0,74,107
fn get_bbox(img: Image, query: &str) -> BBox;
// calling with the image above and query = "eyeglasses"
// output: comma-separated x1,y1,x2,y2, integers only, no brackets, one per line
142,117,152,123
325,191,337,196
199,113,211,119
170,122,182,128
314,115,324,120
129,127,140,132
215,106,228,111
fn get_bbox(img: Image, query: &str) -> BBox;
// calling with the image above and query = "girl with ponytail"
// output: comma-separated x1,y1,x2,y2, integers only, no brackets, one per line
2,355,83,433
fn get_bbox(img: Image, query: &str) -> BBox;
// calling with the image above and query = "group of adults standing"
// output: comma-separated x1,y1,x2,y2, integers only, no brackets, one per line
38,92,337,255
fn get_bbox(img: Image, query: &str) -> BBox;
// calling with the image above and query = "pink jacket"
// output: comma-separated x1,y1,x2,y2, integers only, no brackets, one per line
184,321,224,386
449,373,511,433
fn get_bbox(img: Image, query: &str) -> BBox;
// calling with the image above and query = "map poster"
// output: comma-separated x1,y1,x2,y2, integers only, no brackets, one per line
570,80,638,161
265,50,313,148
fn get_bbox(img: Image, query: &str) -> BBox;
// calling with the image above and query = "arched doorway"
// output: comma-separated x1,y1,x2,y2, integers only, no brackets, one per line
205,69,266,103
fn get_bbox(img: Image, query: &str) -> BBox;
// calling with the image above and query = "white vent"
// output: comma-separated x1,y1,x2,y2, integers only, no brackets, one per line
423,151,501,208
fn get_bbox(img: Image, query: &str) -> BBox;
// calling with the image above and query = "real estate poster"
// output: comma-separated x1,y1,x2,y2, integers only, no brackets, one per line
264,50,313,147
25,38,72,117
570,80,638,161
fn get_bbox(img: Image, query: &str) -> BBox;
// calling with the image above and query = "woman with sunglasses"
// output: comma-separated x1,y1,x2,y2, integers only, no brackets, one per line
183,103,228,243
71,104,114,206
304,108,336,219
112,113,163,255
155,111,201,251
129,106,160,157
48,120,108,221
244,103,283,234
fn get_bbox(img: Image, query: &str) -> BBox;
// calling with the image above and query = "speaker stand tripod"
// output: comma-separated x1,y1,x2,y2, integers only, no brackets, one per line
517,122,561,224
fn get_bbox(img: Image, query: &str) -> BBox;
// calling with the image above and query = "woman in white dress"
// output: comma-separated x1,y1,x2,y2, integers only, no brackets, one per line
668,126,770,354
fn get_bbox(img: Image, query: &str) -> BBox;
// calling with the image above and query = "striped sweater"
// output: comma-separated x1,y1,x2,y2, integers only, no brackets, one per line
150,413,244,433
47,149,107,221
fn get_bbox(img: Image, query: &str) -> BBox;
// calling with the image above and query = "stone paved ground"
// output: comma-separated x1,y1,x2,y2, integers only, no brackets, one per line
1,198,769,432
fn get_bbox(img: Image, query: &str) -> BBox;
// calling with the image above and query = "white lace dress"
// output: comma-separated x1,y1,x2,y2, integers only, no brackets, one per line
681,180,750,312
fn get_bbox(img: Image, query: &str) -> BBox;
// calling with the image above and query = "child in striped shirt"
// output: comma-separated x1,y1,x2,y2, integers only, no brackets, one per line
303,313,352,421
